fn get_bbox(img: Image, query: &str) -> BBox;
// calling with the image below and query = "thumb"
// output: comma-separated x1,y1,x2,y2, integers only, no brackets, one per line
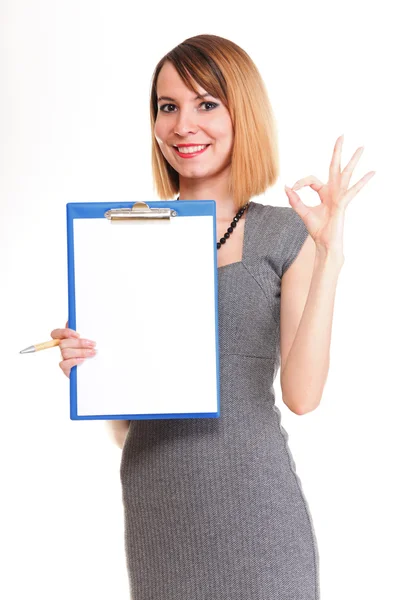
284,185,308,220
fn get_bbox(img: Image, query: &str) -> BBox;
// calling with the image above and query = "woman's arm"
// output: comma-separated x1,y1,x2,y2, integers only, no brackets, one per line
106,420,130,449
280,247,344,414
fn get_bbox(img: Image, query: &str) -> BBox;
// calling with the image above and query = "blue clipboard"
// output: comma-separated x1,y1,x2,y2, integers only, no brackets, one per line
66,200,221,421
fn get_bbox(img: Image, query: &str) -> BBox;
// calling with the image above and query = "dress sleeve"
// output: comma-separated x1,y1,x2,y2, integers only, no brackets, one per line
281,207,310,277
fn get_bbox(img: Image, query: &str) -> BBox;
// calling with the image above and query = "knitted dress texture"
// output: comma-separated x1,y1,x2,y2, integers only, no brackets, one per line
120,200,320,600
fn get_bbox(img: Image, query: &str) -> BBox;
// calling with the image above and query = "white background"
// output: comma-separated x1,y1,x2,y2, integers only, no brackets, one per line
1,1,399,598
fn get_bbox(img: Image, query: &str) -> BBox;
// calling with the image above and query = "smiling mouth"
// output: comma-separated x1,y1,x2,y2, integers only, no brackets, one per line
172,144,211,157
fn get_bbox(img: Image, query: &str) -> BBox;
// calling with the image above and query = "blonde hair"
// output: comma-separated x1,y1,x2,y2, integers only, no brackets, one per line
150,34,280,212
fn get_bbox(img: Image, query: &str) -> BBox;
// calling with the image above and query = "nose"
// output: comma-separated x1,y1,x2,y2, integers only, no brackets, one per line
173,106,199,136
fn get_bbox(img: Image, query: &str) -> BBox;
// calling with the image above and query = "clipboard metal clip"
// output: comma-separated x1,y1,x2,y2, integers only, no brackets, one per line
104,202,178,221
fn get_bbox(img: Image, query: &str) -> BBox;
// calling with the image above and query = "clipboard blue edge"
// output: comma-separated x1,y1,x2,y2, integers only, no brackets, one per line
66,200,221,421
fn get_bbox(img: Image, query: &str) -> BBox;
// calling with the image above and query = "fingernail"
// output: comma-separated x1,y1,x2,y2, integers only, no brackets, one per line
284,185,292,191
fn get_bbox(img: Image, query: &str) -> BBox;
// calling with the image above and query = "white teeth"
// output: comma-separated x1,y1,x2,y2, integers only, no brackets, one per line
175,145,208,154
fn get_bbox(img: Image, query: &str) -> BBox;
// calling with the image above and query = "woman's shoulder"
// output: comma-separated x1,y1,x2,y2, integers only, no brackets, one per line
251,200,306,232
249,200,309,277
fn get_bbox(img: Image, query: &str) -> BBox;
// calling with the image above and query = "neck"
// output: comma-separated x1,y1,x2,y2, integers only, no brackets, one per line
178,170,239,221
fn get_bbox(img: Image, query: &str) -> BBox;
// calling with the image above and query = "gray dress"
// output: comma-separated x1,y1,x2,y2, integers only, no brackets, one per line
120,200,320,600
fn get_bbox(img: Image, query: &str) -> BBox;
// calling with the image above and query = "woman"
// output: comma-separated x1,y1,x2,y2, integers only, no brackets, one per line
54,33,374,600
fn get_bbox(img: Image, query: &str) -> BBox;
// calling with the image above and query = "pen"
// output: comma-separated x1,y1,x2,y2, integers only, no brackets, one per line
19,339,61,354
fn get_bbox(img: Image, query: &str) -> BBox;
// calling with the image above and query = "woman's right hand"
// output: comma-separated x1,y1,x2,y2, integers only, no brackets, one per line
51,320,97,379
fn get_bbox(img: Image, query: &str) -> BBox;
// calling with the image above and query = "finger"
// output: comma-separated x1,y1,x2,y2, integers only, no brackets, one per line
59,337,96,351
285,187,313,222
50,327,80,340
61,346,97,360
341,146,364,189
291,176,324,191
343,171,376,206
329,134,344,183
59,358,85,378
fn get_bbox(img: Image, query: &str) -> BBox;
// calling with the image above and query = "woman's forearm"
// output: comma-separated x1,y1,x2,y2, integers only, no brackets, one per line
281,248,344,414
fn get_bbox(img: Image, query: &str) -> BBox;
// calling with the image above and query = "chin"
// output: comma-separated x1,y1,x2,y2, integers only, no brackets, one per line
180,170,217,181
178,160,228,177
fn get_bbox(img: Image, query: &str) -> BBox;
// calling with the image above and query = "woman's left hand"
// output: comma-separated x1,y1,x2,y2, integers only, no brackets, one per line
285,134,376,258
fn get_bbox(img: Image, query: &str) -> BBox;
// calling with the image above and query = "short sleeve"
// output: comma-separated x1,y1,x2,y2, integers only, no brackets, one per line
280,208,310,277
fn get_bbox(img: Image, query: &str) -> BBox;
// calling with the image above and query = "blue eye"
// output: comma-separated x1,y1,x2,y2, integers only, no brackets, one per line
159,101,219,113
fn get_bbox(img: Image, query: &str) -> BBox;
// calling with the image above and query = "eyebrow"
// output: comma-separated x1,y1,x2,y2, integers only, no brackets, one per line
157,93,212,103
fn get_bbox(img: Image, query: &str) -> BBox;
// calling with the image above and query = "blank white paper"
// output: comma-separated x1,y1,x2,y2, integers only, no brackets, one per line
71,212,219,417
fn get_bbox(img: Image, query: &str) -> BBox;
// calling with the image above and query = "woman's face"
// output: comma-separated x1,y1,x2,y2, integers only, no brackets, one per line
154,61,234,182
